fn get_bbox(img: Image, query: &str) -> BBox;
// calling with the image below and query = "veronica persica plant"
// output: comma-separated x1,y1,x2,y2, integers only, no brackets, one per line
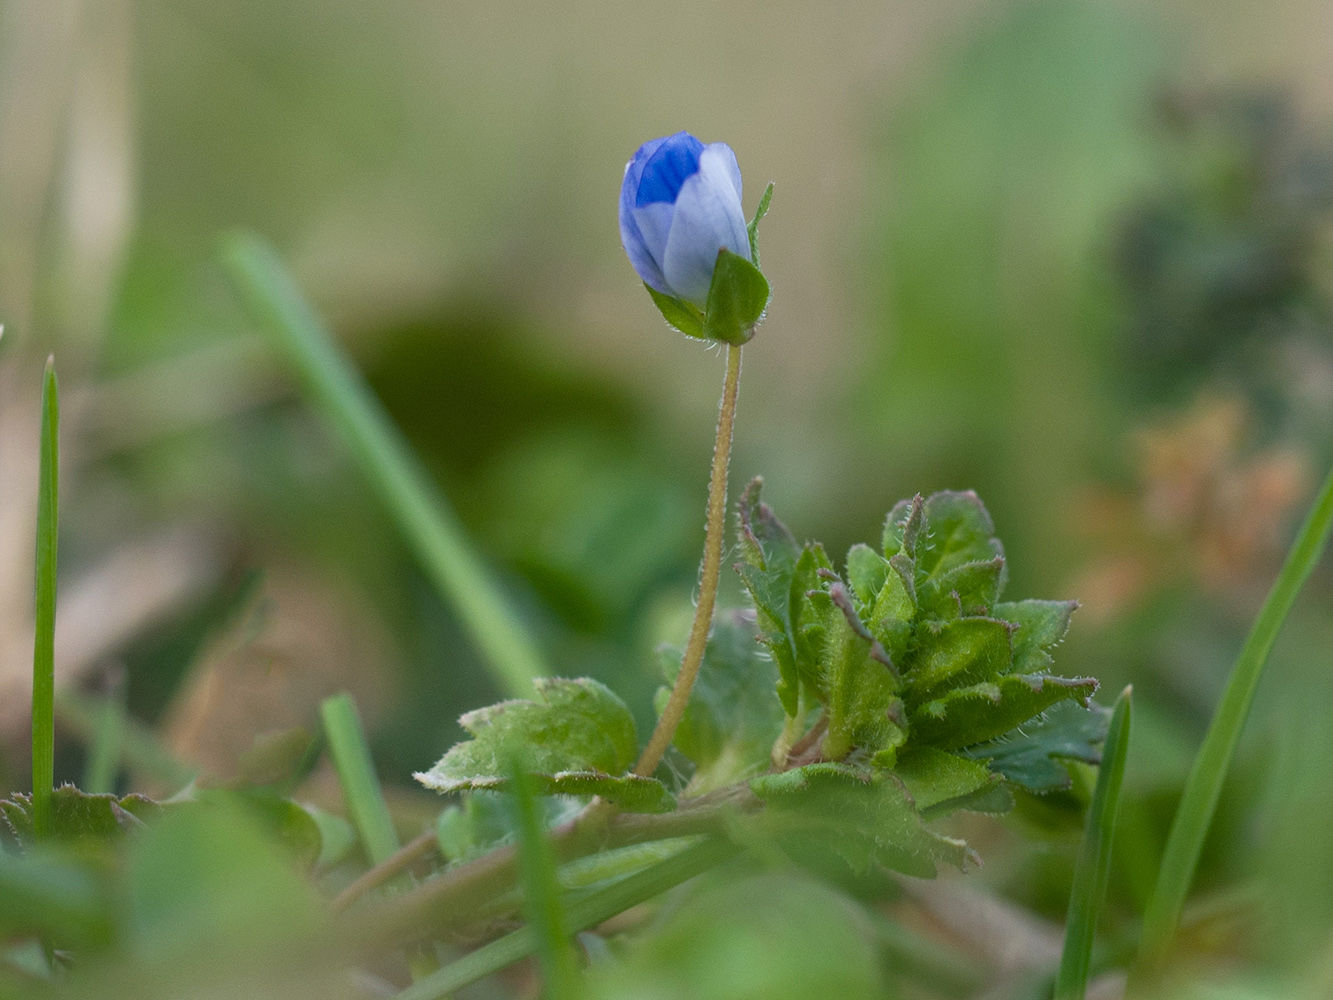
619,131,772,346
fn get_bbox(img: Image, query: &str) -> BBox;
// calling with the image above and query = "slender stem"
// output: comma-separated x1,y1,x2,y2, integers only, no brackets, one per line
636,343,742,777
1134,463,1333,979
334,830,439,912
31,360,59,839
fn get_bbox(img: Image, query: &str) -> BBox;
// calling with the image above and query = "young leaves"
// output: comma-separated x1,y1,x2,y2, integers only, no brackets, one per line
415,678,674,812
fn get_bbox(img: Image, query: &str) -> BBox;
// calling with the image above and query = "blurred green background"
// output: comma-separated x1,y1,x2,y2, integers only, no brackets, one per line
4,0,1333,992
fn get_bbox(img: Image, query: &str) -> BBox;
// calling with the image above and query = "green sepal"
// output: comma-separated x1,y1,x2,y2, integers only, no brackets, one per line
645,284,706,339
703,248,770,345
747,182,774,267
910,674,1099,750
414,676,675,813
749,762,978,878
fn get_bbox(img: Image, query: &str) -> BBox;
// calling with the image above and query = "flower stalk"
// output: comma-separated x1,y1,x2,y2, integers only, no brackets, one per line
635,342,743,777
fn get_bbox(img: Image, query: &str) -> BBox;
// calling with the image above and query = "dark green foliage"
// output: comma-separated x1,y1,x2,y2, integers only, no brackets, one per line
654,612,785,793
961,700,1111,794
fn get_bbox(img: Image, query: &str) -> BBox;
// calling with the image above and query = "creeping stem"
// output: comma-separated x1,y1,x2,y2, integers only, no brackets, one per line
635,343,743,777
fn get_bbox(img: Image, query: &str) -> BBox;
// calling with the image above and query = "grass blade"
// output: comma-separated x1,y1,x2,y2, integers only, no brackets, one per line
397,836,736,1000
55,689,197,791
1055,686,1132,1000
510,761,579,1000
321,692,400,866
220,232,544,697
1136,465,1333,975
30,359,59,839
81,678,124,794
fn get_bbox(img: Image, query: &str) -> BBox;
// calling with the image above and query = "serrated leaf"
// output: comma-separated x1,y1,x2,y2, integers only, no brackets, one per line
1,785,159,849
893,747,1012,819
750,763,977,879
645,285,705,339
814,582,905,763
917,556,1006,619
905,616,1014,704
654,613,785,794
881,495,923,561
961,700,1111,794
414,677,673,812
916,491,1005,586
703,248,769,345
994,599,1078,674
736,478,802,715
911,674,1099,750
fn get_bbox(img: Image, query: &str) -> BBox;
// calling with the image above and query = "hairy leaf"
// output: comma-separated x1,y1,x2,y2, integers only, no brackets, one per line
915,491,1005,586
750,763,977,878
1,786,159,849
655,613,784,793
894,747,1013,819
911,674,1099,750
904,616,1014,704
994,599,1079,674
961,701,1111,794
736,478,802,714
415,678,673,812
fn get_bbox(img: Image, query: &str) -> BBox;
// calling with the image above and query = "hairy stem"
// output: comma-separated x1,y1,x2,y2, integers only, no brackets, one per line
635,343,742,777
334,830,439,912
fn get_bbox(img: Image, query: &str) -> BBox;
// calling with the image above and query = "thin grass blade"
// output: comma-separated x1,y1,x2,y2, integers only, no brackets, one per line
30,359,59,838
1136,465,1333,976
1055,686,1132,1000
510,759,580,1000
220,232,544,697
321,692,400,866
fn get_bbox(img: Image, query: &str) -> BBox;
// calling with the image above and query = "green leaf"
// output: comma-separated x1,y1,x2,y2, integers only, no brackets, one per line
813,582,906,763
911,674,1099,750
736,478,802,715
904,616,1014,704
916,491,1005,585
961,700,1111,794
1137,463,1333,976
654,613,784,793
1,785,159,849
893,747,1012,819
31,359,58,839
995,599,1079,673
702,248,770,345
917,556,1006,619
645,284,706,339
846,543,890,609
750,763,977,878
415,678,673,812
747,182,774,267
321,692,400,866
1055,687,1132,1000
882,494,923,562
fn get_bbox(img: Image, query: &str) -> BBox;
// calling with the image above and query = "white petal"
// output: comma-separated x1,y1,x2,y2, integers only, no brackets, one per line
660,146,751,308
631,201,675,279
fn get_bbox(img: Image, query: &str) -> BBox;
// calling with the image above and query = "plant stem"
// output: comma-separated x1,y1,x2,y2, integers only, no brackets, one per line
334,830,439,912
350,785,758,950
1135,464,1333,978
31,360,59,839
321,692,400,866
635,343,742,777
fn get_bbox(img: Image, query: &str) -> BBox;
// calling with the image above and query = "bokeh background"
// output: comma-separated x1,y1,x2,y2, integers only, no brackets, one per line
4,0,1333,991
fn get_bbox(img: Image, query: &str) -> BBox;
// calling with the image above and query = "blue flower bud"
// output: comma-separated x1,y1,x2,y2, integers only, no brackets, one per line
619,132,752,310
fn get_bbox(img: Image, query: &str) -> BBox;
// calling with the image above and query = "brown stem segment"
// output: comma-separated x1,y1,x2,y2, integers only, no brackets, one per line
635,342,742,778
333,829,439,912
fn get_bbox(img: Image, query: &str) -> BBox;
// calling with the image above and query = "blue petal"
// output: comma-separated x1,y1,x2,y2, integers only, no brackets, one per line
619,138,672,292
661,144,751,307
634,132,705,207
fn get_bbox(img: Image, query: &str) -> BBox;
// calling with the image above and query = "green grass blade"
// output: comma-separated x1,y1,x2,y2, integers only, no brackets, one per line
30,359,59,839
1055,686,1132,1000
81,682,124,795
397,836,736,1000
55,689,197,791
510,761,580,1000
220,232,544,697
1136,465,1333,975
321,692,400,866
